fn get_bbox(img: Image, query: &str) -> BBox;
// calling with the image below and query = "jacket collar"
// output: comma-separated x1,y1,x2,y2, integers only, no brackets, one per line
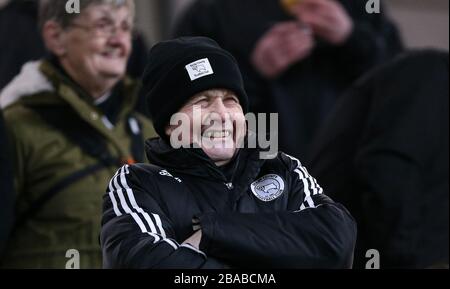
145,138,266,189
0,61,53,109
39,59,139,119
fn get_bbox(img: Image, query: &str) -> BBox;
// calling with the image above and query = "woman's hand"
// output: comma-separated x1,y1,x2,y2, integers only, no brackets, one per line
292,0,354,45
251,21,315,79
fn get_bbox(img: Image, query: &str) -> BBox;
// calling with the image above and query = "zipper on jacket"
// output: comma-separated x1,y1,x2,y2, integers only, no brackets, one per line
224,182,234,190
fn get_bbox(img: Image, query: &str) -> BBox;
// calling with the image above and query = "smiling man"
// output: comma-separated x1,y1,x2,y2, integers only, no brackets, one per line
100,37,357,269
166,88,247,166
0,0,155,269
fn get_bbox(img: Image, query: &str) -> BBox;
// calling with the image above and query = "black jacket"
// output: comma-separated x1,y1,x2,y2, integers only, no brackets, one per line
0,110,14,255
174,0,403,158
307,50,449,268
101,138,357,269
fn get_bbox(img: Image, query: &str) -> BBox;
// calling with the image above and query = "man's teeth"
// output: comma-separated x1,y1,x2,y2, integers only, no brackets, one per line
203,130,232,138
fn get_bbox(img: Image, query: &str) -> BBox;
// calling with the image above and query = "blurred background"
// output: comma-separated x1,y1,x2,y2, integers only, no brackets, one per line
135,0,449,50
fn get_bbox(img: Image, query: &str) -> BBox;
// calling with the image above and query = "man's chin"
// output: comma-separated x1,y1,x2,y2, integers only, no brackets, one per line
204,148,236,164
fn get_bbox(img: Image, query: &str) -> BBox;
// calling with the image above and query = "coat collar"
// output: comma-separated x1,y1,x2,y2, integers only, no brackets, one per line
39,59,139,120
145,137,266,189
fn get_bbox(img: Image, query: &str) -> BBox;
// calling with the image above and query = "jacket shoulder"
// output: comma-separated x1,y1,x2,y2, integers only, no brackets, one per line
130,163,166,177
126,163,182,187
3,92,63,132
264,152,302,172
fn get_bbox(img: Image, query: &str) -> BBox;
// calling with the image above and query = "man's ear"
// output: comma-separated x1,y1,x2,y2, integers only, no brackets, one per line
42,21,67,57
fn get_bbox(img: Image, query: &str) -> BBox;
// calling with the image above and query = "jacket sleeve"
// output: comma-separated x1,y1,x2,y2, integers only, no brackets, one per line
100,164,228,269
197,154,357,269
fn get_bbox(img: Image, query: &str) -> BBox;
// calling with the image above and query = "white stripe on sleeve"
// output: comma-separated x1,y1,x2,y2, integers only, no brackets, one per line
111,165,181,249
286,154,324,210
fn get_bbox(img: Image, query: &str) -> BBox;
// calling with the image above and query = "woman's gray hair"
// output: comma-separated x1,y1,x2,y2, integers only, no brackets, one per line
39,0,135,29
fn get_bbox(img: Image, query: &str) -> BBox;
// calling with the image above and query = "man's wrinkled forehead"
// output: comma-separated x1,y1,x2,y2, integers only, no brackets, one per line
189,89,237,102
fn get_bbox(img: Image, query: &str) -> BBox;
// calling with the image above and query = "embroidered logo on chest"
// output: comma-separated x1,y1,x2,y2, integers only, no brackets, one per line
250,174,285,202
159,170,182,183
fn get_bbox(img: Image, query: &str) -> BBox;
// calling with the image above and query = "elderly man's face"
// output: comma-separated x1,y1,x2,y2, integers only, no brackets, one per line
58,4,132,82
166,89,247,166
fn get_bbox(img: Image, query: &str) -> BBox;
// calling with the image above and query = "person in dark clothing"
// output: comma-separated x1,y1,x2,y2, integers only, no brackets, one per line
174,0,403,159
0,0,150,115
100,37,357,269
0,0,46,90
306,50,449,269
0,110,14,257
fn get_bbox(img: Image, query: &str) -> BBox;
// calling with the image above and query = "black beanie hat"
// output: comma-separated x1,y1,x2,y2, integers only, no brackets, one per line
142,37,249,139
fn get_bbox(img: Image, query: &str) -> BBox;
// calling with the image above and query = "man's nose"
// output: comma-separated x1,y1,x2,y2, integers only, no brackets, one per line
209,98,229,120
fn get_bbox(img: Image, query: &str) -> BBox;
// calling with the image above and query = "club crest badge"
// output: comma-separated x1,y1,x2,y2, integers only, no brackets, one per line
185,58,214,81
250,174,285,202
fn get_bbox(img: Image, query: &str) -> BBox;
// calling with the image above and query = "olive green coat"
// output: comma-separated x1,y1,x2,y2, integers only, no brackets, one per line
0,60,156,268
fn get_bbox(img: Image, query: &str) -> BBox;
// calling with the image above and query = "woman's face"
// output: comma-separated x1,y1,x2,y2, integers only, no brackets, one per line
58,4,133,85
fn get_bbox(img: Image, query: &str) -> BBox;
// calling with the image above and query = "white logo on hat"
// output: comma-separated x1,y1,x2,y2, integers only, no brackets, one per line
185,58,214,81
250,174,285,202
